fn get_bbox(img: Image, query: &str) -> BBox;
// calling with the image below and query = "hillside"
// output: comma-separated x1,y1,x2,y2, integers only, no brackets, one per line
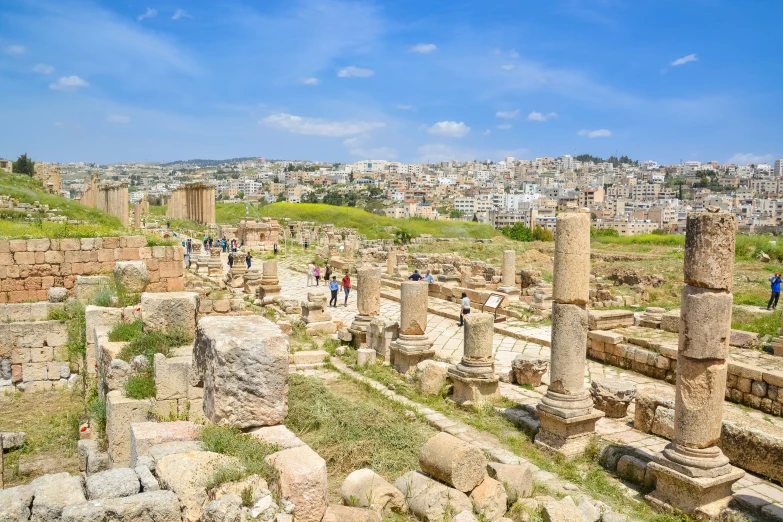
0,170,125,238
249,203,499,240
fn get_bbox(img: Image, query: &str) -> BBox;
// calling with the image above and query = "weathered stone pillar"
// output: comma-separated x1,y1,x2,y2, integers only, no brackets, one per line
348,266,381,345
134,203,141,229
647,211,743,518
448,312,499,406
497,250,520,301
389,281,434,373
387,251,397,276
257,259,281,300
535,212,603,457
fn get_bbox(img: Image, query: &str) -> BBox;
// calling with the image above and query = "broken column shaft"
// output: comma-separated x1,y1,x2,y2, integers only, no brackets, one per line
390,281,434,373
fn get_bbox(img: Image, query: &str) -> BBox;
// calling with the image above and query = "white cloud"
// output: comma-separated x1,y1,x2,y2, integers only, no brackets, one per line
727,152,773,165
172,9,190,20
261,113,385,137
337,66,374,78
497,124,512,130
302,77,320,85
496,110,519,119
577,128,611,138
107,114,131,124
137,8,157,21
396,104,414,110
500,64,515,71
410,43,437,53
427,121,470,138
33,63,54,74
4,44,26,55
527,111,558,122
483,129,492,135
49,76,89,90
671,53,698,67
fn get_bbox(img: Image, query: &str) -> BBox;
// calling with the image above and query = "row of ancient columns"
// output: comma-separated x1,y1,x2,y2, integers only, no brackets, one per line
345,209,742,518
96,182,129,227
166,183,216,225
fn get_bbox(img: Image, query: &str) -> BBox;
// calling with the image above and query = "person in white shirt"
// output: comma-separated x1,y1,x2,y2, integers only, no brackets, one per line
307,263,315,287
458,292,470,326
424,270,435,284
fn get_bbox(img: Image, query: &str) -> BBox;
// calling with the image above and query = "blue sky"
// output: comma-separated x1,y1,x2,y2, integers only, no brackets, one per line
0,0,780,165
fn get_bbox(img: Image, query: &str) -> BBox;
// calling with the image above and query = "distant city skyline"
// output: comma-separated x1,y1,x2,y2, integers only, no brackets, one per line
0,0,780,165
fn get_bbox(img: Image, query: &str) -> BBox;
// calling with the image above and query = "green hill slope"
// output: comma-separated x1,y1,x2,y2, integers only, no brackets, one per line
0,171,125,238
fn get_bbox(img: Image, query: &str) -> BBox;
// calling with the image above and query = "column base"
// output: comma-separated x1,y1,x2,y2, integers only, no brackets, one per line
534,407,604,458
389,346,435,374
497,286,520,302
348,315,372,347
646,459,744,519
771,337,783,357
257,285,281,299
448,372,499,407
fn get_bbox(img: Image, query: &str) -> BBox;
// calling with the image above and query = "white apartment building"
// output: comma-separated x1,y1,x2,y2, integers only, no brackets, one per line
775,159,783,177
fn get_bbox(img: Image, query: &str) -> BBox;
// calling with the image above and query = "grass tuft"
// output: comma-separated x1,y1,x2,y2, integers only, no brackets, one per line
198,424,279,487
117,327,192,362
124,373,156,399
108,319,144,342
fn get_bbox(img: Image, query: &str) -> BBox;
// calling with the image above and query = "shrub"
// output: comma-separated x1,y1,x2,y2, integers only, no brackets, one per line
124,373,156,399
501,223,553,242
86,385,107,447
117,328,192,362
108,319,143,342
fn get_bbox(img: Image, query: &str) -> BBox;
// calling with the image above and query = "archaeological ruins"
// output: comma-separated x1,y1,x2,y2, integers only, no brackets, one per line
3,204,783,522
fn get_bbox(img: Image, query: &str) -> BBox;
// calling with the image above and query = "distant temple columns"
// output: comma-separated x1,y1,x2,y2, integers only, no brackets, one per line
78,174,129,227
166,182,216,226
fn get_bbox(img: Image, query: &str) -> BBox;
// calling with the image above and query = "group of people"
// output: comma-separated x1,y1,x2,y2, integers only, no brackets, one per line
407,270,470,326
307,262,351,307
227,251,252,269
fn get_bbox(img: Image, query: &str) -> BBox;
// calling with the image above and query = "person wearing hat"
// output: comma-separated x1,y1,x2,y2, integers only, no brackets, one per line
768,271,782,310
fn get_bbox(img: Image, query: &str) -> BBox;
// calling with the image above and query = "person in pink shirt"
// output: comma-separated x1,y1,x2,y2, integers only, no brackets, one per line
314,265,321,286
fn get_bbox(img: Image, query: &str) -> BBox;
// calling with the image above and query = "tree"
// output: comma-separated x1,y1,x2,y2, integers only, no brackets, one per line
394,229,415,245
472,214,479,222
236,192,245,199
13,153,35,176
273,176,280,183
304,191,319,203
449,210,461,219
276,193,287,202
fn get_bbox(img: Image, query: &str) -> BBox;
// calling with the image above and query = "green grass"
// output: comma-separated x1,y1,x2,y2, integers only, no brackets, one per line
198,424,279,488
233,202,500,240
592,233,686,247
47,300,87,360
0,171,125,238
731,307,779,340
86,385,107,449
285,373,433,479
113,324,192,362
124,373,156,399
108,319,144,342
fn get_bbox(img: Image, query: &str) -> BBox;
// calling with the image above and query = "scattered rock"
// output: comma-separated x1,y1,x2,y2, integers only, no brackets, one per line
202,493,243,522
394,471,472,522
0,431,26,450
61,490,182,522
340,468,407,516
30,473,87,522
419,432,487,492
86,468,141,500
0,484,34,522
469,476,507,521
589,379,636,418
322,505,381,522
486,462,533,503
417,360,452,395
266,445,328,522
135,465,160,492
511,355,549,387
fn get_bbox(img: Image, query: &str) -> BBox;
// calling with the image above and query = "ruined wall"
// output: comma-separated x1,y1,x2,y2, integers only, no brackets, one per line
33,162,62,194
0,236,184,303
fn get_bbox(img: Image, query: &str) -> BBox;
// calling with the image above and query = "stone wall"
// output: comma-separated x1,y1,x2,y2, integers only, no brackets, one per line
0,302,76,393
588,330,783,417
0,236,184,303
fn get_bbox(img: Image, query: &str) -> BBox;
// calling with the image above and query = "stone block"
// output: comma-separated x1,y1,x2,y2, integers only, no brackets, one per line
660,310,680,333
512,354,549,387
140,291,199,333
135,465,160,491
587,310,635,330
539,495,583,522
266,445,328,522
61,490,181,522
417,359,451,396
86,468,140,500
106,390,152,466
729,329,759,349
394,471,472,522
679,285,732,360
486,462,533,503
29,472,86,522
48,287,68,303
469,477,507,521
419,432,487,492
249,425,305,450
113,261,149,293
590,378,636,418
0,484,34,521
154,354,190,400
194,315,288,428
340,468,406,516
130,421,198,467
357,347,376,367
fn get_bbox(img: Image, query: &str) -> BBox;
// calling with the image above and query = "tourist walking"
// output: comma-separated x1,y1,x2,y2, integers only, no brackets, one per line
228,252,234,269
768,271,782,310
273,243,278,255
325,263,332,281
341,273,351,306
408,269,423,281
307,263,315,287
458,292,470,326
186,238,192,254
246,252,252,269
221,238,227,252
304,239,309,250
329,276,339,307
314,265,321,286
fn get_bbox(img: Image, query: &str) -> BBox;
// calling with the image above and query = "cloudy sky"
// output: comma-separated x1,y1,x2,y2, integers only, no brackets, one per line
0,0,780,165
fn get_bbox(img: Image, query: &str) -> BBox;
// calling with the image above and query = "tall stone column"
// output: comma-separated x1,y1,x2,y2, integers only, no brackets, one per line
389,281,434,373
497,250,520,301
387,251,397,276
647,211,744,518
535,211,603,457
134,203,141,229
348,266,381,345
448,312,499,406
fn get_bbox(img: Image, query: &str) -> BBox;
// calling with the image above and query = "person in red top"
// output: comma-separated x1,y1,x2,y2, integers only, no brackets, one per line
341,274,351,307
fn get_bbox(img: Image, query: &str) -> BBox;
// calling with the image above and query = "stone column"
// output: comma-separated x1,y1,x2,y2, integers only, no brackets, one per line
387,251,397,276
257,259,281,300
348,266,381,345
448,312,499,406
134,203,141,229
535,211,603,457
647,211,744,518
497,250,520,301
389,281,434,373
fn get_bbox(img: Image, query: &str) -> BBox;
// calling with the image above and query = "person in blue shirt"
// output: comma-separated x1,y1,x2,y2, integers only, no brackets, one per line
424,270,435,284
408,270,423,281
328,276,339,307
767,272,782,310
